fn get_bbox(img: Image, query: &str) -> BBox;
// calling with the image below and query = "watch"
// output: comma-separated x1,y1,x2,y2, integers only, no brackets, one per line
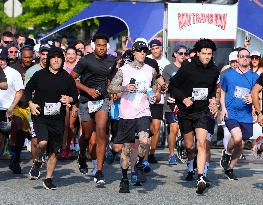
255,110,262,116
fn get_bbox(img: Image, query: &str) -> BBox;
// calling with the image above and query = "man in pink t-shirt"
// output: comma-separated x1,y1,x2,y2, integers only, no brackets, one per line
108,40,161,193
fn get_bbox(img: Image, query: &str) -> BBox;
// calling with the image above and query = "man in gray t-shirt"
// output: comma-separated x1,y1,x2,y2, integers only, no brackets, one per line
162,44,187,165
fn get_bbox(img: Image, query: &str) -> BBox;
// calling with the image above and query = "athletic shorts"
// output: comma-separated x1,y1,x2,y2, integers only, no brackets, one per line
78,99,109,122
32,117,65,154
177,110,211,135
114,116,151,144
165,112,178,124
225,119,253,141
150,104,164,120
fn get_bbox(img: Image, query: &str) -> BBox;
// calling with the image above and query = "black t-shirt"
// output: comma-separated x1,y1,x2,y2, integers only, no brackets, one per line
25,68,78,120
256,73,263,108
73,53,115,103
0,68,7,83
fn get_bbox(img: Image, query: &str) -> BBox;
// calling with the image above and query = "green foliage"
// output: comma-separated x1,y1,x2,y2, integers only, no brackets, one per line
0,0,89,33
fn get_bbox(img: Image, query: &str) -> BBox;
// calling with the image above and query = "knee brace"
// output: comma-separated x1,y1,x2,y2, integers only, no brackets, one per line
121,143,131,169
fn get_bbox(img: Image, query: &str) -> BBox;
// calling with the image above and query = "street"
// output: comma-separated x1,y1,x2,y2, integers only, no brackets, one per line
0,148,262,205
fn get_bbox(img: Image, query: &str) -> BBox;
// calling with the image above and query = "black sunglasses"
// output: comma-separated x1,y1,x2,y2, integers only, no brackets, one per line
177,52,188,56
135,48,148,53
3,40,13,44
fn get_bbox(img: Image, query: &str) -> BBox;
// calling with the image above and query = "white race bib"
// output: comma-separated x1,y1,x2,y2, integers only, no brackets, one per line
192,88,208,101
88,100,104,113
44,102,61,116
234,86,250,99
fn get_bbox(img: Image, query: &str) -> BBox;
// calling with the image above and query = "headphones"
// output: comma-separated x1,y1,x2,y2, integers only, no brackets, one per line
90,40,110,51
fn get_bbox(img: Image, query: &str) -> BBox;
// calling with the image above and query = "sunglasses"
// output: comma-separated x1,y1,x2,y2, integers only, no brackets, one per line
3,40,13,44
8,50,18,54
251,56,260,60
238,55,250,59
135,48,148,53
177,52,188,56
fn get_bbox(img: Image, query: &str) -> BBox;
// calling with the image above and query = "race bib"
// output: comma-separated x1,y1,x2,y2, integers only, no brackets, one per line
192,88,208,101
44,102,61,116
88,100,104,113
234,86,250,99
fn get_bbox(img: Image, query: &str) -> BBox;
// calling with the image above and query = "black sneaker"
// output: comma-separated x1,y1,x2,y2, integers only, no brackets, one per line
29,161,42,180
9,157,21,174
224,169,238,180
43,178,57,190
94,171,105,187
78,155,88,175
185,171,195,181
119,178,130,193
220,150,231,170
196,175,207,194
134,160,144,171
148,154,158,164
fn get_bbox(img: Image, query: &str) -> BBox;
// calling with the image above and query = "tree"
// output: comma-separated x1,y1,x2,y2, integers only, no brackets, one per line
0,0,89,35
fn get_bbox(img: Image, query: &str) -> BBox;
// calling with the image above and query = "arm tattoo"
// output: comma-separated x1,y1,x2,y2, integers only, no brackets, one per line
151,69,160,93
108,69,125,94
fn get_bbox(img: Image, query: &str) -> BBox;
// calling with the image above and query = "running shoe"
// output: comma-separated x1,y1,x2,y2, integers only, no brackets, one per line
9,157,21,174
168,155,177,165
131,172,142,186
78,155,88,175
176,136,187,164
119,178,130,193
220,150,231,170
29,161,42,180
185,171,195,181
43,178,57,190
224,169,238,180
252,144,262,159
94,171,105,187
196,175,207,194
142,160,151,173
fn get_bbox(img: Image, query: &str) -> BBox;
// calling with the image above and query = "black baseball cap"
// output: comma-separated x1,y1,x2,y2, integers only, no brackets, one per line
149,39,162,48
39,44,51,53
132,41,149,52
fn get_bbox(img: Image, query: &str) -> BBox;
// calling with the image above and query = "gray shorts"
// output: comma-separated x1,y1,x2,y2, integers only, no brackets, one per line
78,99,110,121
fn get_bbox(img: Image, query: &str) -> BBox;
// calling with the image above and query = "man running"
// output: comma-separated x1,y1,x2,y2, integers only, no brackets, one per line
169,39,219,194
71,33,115,186
25,47,78,190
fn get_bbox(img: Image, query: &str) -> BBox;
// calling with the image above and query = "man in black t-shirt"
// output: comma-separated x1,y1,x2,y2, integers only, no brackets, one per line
26,47,78,190
169,39,219,194
252,74,263,158
71,33,115,186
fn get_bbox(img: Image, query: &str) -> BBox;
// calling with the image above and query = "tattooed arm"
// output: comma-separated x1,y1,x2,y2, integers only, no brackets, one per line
151,69,161,103
108,69,126,94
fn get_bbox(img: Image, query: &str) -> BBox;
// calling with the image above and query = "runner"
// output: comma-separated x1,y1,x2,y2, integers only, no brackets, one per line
71,33,115,186
25,47,78,189
169,39,219,194
108,40,160,193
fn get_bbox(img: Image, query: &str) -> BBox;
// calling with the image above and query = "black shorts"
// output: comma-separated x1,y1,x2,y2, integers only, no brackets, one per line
32,117,65,154
178,111,211,135
150,104,164,120
114,116,151,144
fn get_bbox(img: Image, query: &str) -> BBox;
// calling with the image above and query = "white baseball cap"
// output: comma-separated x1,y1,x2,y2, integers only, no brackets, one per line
229,51,238,61
250,50,261,57
134,38,148,47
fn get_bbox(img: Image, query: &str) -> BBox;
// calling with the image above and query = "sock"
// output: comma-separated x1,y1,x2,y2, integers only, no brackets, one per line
225,149,232,156
203,162,210,177
257,144,261,151
122,168,128,179
187,159,194,172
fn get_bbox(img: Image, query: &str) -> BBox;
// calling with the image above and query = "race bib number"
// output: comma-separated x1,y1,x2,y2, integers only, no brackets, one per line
234,86,250,99
44,102,61,116
192,88,208,101
88,100,104,113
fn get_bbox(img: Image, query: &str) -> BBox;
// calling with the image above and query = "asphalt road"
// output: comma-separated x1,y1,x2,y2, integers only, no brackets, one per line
0,149,262,205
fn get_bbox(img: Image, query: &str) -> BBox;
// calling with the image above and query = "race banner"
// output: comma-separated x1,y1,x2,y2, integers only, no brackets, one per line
168,3,238,41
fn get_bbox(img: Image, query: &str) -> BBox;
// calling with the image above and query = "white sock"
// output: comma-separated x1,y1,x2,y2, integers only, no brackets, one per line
203,162,209,177
187,159,194,172
257,144,262,151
